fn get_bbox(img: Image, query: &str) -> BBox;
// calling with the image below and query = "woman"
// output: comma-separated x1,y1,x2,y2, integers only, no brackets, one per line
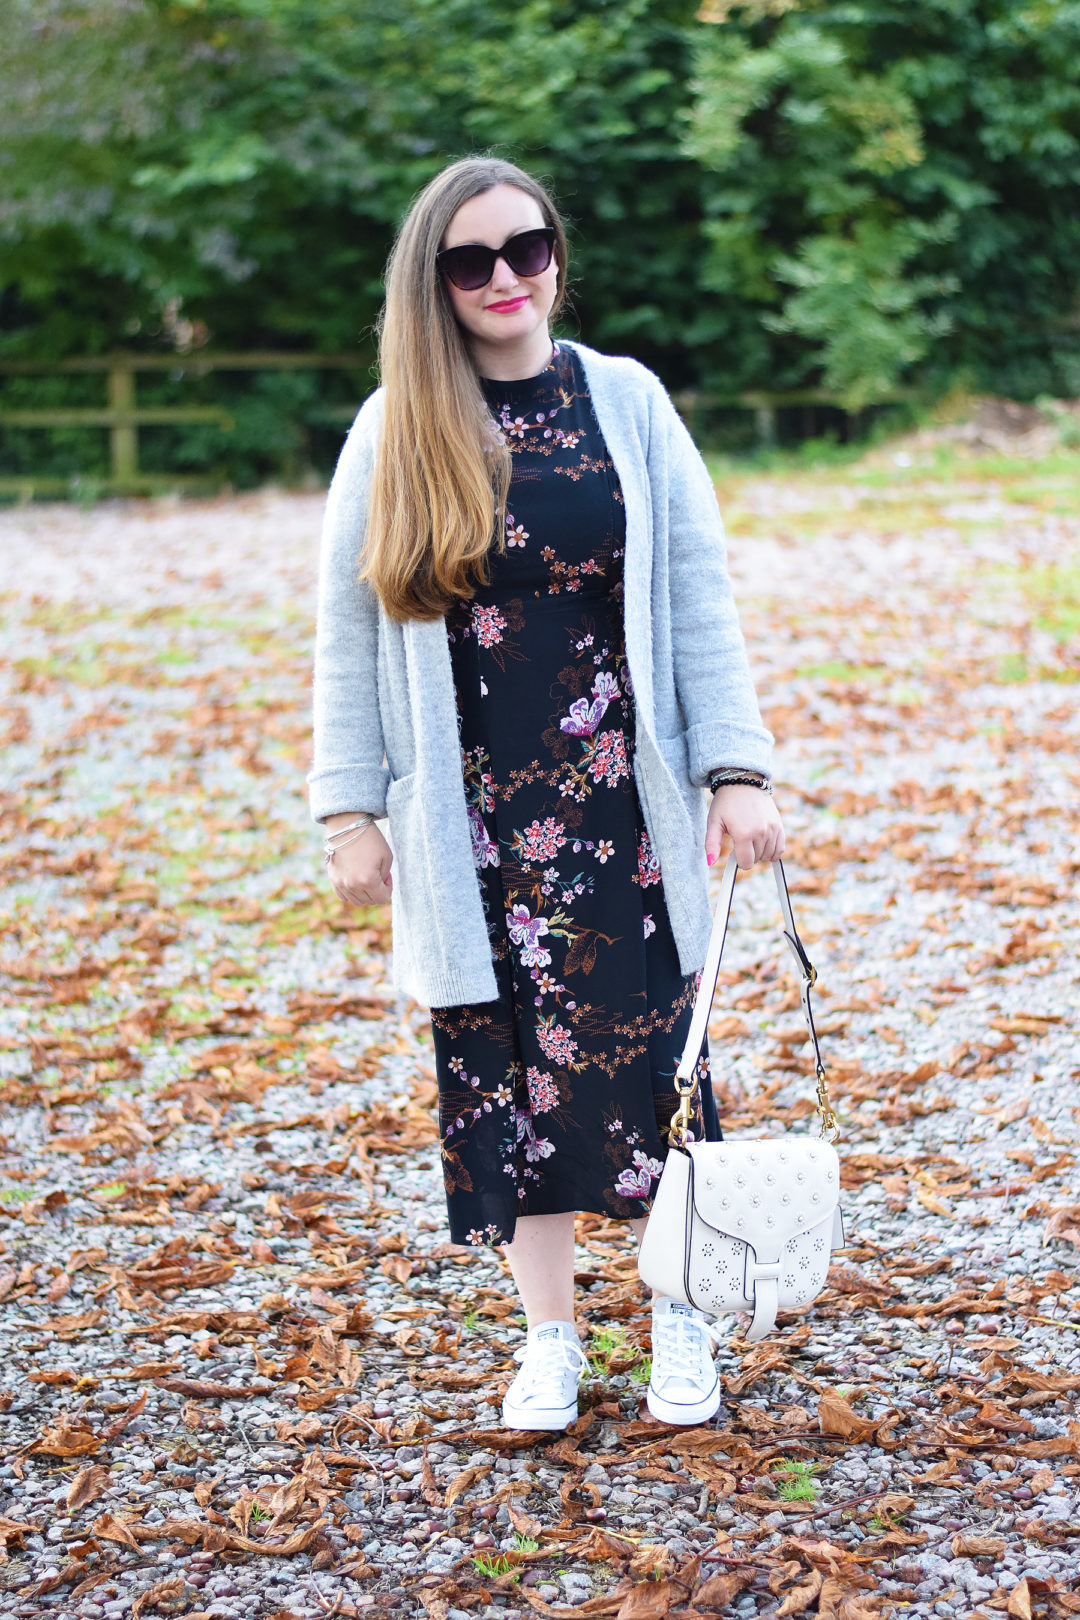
309,156,783,1432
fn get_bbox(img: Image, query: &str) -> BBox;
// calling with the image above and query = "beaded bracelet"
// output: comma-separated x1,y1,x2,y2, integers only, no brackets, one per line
707,768,773,796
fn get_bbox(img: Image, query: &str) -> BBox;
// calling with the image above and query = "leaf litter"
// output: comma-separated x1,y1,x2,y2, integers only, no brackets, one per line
0,458,1078,1619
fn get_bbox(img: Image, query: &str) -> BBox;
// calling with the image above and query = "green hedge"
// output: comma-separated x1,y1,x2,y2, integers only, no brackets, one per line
2,0,1078,480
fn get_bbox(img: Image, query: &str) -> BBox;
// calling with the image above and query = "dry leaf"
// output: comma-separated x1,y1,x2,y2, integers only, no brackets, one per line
950,1533,1006,1557
66,1465,110,1511
34,1415,102,1457
1043,1206,1080,1250
444,1463,491,1507
777,1572,824,1616
507,1498,544,1539
694,1571,754,1609
1007,1578,1033,1620
817,1387,878,1442
131,1576,189,1617
91,1511,140,1549
615,1579,686,1620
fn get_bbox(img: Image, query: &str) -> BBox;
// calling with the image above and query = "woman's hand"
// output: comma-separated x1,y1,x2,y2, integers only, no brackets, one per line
705,784,784,870
324,816,394,906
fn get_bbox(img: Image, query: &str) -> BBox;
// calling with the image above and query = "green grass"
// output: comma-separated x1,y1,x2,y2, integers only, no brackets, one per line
472,1554,517,1579
587,1324,626,1376
772,1460,821,1503
587,1324,648,1379
90,1180,128,1200
793,661,887,683
512,1532,539,1553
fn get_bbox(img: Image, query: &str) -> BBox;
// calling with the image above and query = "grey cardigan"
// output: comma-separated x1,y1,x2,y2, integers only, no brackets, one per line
308,338,773,1007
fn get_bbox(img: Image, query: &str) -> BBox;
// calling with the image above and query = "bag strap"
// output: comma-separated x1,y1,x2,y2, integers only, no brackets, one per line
669,852,838,1144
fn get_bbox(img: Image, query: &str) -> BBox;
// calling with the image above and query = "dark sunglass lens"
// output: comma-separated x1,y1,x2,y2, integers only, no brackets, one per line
442,244,495,291
505,230,554,278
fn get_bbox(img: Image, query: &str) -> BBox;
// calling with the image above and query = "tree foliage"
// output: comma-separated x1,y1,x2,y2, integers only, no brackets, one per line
1,0,1078,478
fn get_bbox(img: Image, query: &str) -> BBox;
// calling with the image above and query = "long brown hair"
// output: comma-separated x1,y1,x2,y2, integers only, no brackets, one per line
362,157,569,622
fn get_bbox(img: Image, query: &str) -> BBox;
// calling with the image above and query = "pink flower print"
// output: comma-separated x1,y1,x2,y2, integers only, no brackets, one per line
506,512,528,548
537,1017,579,1068
526,1067,559,1113
518,816,567,864
595,839,614,863
614,1150,665,1200
506,904,552,969
467,806,500,870
587,728,629,787
472,604,507,648
635,829,662,887
506,414,528,440
581,558,598,574
643,913,656,939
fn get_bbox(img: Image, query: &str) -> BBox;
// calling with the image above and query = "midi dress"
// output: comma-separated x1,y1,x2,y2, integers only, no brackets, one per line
432,342,720,1249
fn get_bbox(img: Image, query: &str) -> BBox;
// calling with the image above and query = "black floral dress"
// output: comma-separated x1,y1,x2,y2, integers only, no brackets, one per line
432,343,719,1248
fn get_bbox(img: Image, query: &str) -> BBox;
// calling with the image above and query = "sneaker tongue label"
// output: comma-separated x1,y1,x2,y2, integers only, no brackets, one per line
669,1302,694,1318
535,1325,562,1341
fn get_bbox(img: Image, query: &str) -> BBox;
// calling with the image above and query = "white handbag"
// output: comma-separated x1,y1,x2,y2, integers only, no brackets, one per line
637,854,843,1343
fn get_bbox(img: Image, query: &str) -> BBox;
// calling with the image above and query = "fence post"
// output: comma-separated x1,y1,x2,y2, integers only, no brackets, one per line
107,358,138,484
755,403,777,448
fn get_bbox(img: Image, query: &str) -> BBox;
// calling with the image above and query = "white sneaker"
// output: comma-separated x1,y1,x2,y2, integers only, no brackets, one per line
647,1296,722,1426
502,1321,587,1431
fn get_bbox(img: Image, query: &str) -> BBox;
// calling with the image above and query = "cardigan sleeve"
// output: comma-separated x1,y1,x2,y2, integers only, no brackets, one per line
307,392,391,823
649,380,774,786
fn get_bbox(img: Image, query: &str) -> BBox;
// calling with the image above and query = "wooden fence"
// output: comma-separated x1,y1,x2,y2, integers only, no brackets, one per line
0,350,917,499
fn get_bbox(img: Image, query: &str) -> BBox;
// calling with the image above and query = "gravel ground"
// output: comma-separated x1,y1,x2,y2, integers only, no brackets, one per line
0,448,1078,1620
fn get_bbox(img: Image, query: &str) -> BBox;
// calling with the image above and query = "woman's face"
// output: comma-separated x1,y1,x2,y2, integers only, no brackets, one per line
440,184,559,355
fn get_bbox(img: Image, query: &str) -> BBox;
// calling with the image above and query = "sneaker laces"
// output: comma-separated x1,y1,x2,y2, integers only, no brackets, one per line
510,1334,587,1406
652,1309,723,1390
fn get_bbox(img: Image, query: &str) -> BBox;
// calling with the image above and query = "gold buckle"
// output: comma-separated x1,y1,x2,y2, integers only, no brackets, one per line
668,1077,696,1148
815,1073,839,1141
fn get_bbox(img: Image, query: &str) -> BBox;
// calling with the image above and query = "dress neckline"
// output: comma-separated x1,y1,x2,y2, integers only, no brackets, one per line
479,342,563,401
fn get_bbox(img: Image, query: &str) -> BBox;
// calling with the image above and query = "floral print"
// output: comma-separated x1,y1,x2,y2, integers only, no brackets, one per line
432,345,719,1248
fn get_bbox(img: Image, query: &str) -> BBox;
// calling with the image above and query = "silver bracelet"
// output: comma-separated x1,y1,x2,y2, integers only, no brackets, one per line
325,813,378,844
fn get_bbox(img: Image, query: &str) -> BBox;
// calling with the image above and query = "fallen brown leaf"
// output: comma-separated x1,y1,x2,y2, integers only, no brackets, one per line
91,1511,140,1549
443,1463,493,1508
1007,1577,1034,1620
951,1533,1006,1558
615,1579,687,1620
131,1576,189,1617
817,1388,879,1442
66,1465,110,1511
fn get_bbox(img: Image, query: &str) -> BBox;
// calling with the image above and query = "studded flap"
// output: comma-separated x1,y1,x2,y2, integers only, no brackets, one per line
685,1138,840,1263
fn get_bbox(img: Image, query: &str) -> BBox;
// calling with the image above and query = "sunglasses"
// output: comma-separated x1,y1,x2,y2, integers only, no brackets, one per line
436,226,556,292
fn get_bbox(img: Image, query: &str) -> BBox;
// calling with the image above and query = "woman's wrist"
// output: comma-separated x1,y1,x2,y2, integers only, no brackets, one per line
707,767,773,796
324,810,381,831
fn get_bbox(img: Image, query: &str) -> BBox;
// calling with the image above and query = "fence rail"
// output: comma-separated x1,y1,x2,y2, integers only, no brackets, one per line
0,350,918,498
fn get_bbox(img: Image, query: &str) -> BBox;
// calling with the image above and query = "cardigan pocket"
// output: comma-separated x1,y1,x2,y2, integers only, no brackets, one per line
386,770,425,989
656,730,704,827
656,730,705,852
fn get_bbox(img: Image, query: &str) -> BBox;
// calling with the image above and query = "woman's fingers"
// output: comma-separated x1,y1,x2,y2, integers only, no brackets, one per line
706,784,785,870
327,826,394,907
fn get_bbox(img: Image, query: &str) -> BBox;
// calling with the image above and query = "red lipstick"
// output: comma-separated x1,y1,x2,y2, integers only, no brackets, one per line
486,296,529,313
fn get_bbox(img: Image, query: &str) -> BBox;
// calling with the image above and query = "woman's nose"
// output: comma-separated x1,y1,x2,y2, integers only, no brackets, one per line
489,255,519,294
